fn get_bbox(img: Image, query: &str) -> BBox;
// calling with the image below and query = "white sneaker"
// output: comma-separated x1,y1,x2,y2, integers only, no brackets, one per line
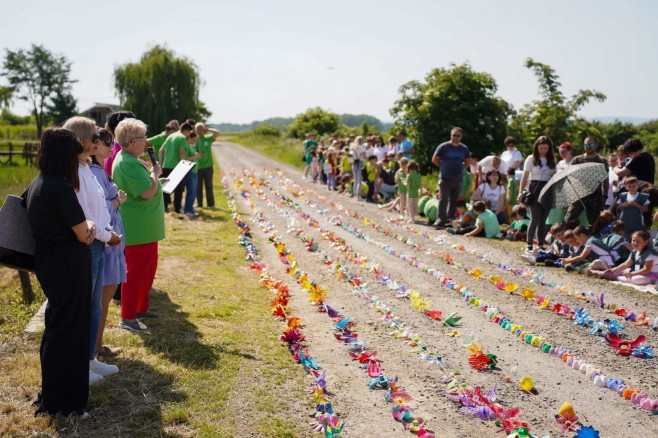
89,370,103,386
90,359,119,376
526,256,536,265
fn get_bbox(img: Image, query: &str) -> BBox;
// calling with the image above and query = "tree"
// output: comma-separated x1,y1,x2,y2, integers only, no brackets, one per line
390,63,512,172
287,107,340,139
47,91,78,125
0,86,13,109
2,44,76,137
509,58,606,153
114,45,209,135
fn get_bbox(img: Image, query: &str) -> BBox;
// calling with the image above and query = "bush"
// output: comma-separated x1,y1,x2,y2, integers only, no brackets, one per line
252,123,281,137
288,107,340,139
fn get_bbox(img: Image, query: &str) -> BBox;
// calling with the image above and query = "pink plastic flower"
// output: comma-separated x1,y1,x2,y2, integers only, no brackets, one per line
556,411,579,432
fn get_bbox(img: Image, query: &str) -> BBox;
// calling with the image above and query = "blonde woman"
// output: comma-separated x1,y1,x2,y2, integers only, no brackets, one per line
63,117,122,385
112,119,165,333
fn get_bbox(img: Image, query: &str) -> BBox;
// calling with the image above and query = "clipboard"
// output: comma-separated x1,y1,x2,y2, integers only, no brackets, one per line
162,160,197,194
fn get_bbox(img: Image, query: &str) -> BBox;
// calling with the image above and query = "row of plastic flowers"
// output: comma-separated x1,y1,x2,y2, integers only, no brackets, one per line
227,192,345,437
232,171,548,437
267,172,654,359
229,177,438,436
269,169,657,332
255,169,658,416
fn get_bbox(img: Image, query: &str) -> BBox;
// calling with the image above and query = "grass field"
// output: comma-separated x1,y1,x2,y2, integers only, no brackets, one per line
0,161,38,207
0,162,309,437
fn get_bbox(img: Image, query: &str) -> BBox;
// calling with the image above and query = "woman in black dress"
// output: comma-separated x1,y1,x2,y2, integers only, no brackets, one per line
23,128,96,416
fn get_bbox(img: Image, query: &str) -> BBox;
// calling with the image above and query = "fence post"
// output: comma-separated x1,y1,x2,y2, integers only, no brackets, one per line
18,270,34,304
8,142,13,164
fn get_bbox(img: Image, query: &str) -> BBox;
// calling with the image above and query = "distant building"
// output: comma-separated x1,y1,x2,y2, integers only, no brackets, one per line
80,103,121,127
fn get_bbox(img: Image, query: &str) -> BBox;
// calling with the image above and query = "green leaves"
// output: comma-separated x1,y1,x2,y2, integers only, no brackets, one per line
2,44,76,136
390,63,512,171
287,107,340,139
114,45,208,135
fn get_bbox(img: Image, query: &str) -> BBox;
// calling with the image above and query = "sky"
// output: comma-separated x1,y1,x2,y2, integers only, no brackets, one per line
1,0,656,124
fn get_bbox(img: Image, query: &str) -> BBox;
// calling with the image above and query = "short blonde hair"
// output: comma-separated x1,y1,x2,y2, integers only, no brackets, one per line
115,119,148,148
63,116,95,146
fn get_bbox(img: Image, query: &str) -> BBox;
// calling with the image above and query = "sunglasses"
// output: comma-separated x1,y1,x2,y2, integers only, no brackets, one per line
91,133,100,144
584,142,596,148
103,138,113,147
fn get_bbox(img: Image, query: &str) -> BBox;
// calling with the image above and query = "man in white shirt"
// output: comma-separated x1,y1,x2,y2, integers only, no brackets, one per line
500,136,523,171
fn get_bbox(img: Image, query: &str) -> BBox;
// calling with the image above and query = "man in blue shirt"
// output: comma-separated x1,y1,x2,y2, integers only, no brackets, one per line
432,127,472,228
396,130,414,160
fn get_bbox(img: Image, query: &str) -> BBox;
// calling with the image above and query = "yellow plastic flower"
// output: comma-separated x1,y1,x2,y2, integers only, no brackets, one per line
521,285,537,301
504,282,518,293
471,268,483,279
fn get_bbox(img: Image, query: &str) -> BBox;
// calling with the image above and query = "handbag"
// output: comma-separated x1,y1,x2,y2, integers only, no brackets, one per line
0,195,36,271
521,181,539,205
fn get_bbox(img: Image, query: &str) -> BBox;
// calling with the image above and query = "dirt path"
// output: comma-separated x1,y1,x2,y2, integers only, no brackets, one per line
214,142,658,437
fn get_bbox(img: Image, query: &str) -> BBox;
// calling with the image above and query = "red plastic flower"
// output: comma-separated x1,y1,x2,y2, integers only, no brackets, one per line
469,353,494,370
556,411,579,432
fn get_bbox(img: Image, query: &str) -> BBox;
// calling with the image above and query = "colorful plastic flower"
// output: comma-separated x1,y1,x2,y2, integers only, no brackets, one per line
556,411,579,432
575,425,600,438
520,285,536,301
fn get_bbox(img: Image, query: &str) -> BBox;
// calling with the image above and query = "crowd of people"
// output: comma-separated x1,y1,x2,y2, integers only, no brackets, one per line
23,111,217,417
302,127,658,286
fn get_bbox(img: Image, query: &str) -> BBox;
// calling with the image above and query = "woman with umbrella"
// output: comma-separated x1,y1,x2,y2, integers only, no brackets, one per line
517,136,557,254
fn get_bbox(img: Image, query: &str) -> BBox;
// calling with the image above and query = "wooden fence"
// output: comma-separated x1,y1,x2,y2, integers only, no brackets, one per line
0,142,38,166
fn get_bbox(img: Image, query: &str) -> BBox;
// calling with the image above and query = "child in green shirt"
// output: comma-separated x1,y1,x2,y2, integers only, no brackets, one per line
402,160,422,224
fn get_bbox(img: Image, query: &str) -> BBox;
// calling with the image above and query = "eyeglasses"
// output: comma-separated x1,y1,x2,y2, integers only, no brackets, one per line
103,138,113,147
91,133,100,144
584,142,596,148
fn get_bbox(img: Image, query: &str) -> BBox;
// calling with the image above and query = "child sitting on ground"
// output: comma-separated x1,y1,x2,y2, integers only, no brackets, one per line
602,220,633,266
560,226,614,273
447,200,476,234
464,201,500,238
529,223,567,265
589,230,658,285
506,206,530,241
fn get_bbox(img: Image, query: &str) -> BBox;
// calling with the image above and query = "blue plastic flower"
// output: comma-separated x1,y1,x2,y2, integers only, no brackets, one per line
632,345,654,359
608,319,625,334
575,425,600,438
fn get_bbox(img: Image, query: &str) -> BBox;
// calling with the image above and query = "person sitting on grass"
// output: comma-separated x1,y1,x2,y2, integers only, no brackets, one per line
560,226,614,273
447,200,476,234
530,223,568,265
462,201,500,238
589,230,658,284
402,160,422,223
506,205,530,241
603,220,633,266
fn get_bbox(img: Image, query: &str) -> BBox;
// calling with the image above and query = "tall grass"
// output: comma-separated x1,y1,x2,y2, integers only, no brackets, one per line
0,162,38,207
0,124,38,141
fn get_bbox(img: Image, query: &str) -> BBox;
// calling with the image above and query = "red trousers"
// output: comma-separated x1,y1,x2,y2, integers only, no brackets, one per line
121,242,158,319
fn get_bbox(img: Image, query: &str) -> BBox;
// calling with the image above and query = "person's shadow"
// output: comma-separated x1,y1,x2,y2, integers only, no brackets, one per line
141,289,256,369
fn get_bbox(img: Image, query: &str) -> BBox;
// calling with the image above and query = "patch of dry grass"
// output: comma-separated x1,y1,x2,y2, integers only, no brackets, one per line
0,163,310,437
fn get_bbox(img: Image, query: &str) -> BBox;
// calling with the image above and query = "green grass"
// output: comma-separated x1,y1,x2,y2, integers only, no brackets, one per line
0,161,310,437
0,124,38,141
224,133,304,169
0,161,38,207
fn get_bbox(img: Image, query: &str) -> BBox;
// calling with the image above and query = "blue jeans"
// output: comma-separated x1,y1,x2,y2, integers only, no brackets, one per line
89,239,105,360
184,173,197,214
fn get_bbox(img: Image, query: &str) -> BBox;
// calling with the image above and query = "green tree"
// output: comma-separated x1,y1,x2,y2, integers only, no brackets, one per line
1,44,76,137
47,91,78,125
287,107,340,139
390,63,512,171
0,86,13,109
509,58,606,153
114,45,209,135
253,123,281,136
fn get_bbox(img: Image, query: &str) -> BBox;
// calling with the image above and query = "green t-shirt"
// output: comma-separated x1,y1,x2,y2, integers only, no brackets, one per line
477,209,500,238
511,218,530,231
162,132,188,169
395,169,407,194
418,195,430,214
461,171,473,199
112,151,165,246
340,155,351,172
186,142,199,174
365,162,377,181
406,171,421,198
508,178,518,208
304,140,318,164
148,132,167,158
424,198,439,222
196,134,214,169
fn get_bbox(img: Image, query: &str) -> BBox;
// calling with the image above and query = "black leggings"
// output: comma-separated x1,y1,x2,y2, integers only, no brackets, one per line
527,201,550,247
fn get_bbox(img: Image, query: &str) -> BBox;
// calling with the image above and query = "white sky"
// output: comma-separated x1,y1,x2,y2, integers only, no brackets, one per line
1,0,656,124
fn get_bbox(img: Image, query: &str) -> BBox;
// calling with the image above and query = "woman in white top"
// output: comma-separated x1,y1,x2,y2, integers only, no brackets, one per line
63,117,122,385
470,169,507,223
350,136,366,200
517,136,557,253
500,136,523,171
